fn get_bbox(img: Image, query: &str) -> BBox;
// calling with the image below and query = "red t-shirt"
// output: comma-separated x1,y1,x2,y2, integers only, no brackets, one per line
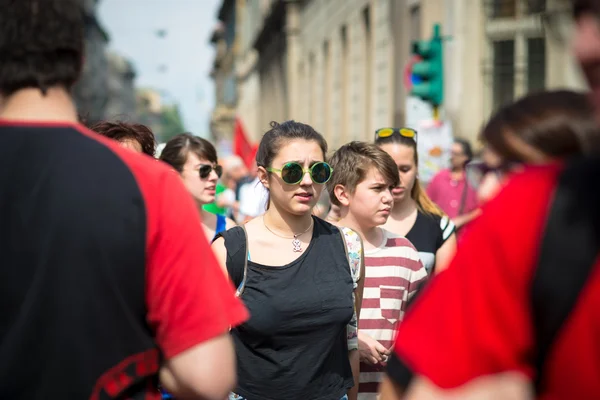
0,120,248,399
389,163,600,399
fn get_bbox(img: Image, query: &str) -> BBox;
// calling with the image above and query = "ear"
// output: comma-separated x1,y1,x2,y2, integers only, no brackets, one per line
333,184,351,207
257,166,270,189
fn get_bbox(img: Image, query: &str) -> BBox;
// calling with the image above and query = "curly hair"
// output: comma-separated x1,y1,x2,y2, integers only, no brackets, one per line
0,0,84,96
91,121,157,157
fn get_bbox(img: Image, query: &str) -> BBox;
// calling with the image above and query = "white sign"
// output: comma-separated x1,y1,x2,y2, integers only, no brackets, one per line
416,120,454,184
405,96,434,130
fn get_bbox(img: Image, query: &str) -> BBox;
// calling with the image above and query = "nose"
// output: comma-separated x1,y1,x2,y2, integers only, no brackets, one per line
299,169,313,186
208,168,219,182
383,188,393,204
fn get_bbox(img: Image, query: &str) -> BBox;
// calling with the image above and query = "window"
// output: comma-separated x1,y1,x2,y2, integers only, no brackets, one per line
526,0,546,14
492,40,515,111
527,37,546,92
490,0,517,18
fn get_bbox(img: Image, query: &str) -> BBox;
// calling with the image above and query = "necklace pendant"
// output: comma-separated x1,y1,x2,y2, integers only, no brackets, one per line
292,237,302,252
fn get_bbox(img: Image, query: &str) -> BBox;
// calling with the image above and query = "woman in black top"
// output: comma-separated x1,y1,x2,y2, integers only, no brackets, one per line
375,128,456,275
213,121,365,400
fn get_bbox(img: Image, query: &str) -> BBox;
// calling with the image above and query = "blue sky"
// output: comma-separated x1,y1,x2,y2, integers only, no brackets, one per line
98,0,221,138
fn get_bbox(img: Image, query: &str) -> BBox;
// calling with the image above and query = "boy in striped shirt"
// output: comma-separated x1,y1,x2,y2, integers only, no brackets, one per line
328,141,428,400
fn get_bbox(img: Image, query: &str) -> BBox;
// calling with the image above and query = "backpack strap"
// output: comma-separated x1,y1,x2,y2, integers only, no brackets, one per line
213,226,249,298
338,226,364,352
532,159,600,392
338,226,364,287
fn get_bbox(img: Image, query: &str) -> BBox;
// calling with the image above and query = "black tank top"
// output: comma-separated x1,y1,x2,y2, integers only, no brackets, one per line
218,217,355,400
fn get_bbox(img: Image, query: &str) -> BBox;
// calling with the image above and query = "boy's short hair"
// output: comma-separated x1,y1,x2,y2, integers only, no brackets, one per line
0,0,84,96
327,141,400,207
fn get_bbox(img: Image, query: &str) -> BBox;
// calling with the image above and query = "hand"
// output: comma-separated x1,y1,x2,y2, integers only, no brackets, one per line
358,331,390,365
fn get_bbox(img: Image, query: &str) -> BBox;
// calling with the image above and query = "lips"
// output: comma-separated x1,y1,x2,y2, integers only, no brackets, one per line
392,187,405,195
295,192,313,201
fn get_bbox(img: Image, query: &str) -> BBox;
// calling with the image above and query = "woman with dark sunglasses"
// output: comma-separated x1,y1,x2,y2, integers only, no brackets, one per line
160,133,235,241
212,120,365,400
375,128,457,275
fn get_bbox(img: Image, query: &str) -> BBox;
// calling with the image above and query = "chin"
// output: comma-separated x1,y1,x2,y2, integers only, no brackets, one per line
200,195,215,205
290,203,315,216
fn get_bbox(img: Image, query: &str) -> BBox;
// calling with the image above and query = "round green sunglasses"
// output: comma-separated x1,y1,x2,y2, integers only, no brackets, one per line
266,161,333,185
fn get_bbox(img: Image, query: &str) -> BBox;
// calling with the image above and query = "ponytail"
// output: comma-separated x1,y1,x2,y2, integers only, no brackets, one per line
412,179,445,217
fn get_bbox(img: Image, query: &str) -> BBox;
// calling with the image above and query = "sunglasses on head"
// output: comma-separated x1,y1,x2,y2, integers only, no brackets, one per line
199,164,223,179
375,127,417,142
266,161,333,185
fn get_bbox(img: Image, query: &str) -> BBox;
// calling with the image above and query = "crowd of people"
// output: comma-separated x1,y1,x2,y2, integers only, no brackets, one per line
2,0,600,399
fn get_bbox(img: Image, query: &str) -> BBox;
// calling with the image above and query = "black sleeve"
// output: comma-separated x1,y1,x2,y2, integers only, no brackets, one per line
386,352,415,390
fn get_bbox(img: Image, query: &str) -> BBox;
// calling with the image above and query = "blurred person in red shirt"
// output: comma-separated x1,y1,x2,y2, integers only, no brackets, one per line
380,1,600,398
0,1,247,398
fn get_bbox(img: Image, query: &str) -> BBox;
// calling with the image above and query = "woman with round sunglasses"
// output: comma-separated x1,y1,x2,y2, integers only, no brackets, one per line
375,128,457,275
160,133,236,241
212,120,365,400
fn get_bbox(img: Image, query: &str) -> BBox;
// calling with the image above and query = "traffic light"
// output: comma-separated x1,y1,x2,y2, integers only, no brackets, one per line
410,24,443,106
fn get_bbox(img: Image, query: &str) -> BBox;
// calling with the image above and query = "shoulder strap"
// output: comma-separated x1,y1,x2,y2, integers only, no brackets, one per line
532,159,600,392
214,226,249,297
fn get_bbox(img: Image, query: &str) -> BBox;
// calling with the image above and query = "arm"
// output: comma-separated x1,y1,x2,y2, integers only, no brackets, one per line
159,334,236,400
146,171,248,399
452,208,481,229
433,233,456,274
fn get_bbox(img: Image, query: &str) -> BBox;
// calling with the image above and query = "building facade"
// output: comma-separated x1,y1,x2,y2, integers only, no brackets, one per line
210,0,240,142
214,0,586,147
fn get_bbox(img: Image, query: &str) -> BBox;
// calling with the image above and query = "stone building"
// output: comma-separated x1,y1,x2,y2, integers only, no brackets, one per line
104,52,138,120
73,0,110,124
209,0,240,142
216,0,585,147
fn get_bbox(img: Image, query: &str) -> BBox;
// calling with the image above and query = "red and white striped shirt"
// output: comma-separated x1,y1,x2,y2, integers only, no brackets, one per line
358,228,427,399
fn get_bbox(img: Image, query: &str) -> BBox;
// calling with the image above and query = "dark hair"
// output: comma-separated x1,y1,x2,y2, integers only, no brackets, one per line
573,0,600,19
160,133,218,172
327,141,399,207
454,138,473,164
375,130,444,217
91,121,157,157
0,0,84,96
481,90,600,162
256,120,328,169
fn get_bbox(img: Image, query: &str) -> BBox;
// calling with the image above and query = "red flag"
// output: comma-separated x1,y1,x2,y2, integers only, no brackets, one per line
233,118,255,169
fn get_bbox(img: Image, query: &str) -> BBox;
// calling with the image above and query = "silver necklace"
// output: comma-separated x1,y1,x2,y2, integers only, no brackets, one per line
263,217,314,252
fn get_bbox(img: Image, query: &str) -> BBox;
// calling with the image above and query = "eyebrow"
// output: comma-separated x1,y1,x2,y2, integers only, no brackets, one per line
285,160,320,166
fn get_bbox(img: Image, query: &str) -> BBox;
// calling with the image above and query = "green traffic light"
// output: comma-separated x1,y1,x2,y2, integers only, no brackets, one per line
409,24,444,106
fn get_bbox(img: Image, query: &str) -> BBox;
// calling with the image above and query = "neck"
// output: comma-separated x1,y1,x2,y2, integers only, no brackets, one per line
263,203,313,235
391,196,418,220
338,210,381,246
451,166,464,175
0,87,78,123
